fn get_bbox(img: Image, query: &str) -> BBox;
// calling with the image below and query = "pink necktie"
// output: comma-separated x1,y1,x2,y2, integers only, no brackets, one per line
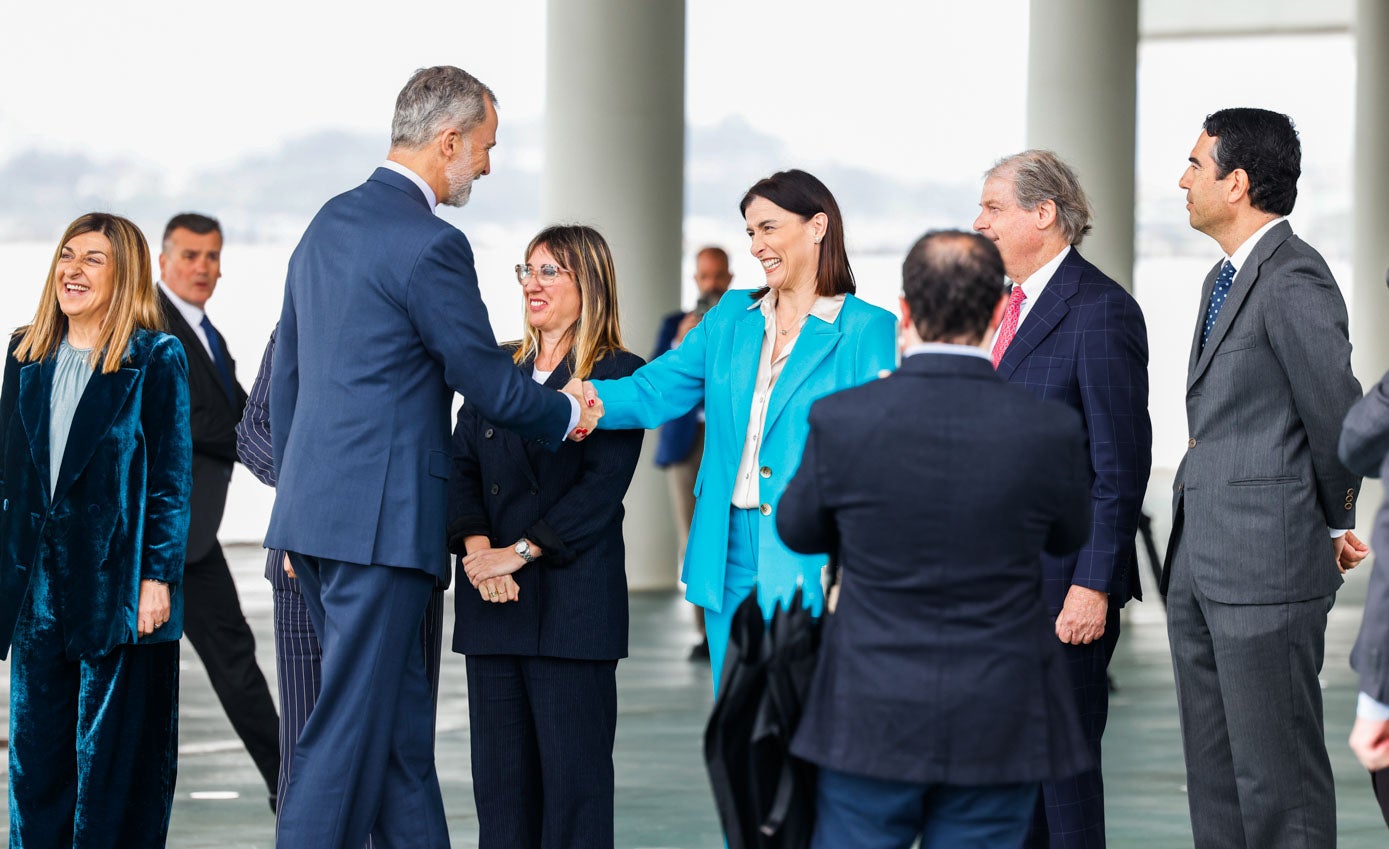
991,286,1027,369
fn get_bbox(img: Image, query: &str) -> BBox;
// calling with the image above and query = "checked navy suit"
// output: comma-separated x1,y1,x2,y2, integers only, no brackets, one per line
994,247,1152,848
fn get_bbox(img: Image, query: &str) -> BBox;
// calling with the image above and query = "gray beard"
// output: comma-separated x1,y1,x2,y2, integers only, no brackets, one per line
442,147,477,208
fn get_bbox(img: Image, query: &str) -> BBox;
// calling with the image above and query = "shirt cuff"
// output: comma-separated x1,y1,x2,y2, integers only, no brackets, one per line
1330,527,1348,539
563,392,582,440
1359,691,1389,720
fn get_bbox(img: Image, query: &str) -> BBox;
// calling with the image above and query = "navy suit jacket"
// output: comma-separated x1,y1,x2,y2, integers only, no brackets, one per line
779,353,1094,785
0,331,192,659
651,310,701,467
996,248,1151,610
266,168,573,580
447,349,645,660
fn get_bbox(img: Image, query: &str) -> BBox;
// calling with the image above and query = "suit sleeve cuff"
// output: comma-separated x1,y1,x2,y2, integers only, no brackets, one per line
1359,691,1389,720
446,515,490,554
563,393,582,439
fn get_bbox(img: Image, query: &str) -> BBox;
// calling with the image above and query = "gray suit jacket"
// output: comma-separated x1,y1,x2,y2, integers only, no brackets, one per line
1344,370,1389,700
1166,221,1361,605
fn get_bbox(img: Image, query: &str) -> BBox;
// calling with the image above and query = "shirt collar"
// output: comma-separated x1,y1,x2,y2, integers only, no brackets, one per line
904,342,990,361
749,290,848,326
1011,244,1071,301
158,280,206,326
381,160,438,210
1226,216,1286,272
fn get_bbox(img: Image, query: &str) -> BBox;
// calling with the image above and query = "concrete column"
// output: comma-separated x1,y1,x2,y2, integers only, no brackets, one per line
1025,0,1139,290
544,0,685,591
1353,0,1389,384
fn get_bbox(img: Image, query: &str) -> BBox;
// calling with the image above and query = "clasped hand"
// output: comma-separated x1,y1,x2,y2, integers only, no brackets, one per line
562,379,603,441
137,579,171,637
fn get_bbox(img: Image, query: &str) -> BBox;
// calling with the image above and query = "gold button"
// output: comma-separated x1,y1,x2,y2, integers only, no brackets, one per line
1346,503,1354,511
760,466,772,478
1348,488,1356,496
1187,438,1197,449
759,503,772,516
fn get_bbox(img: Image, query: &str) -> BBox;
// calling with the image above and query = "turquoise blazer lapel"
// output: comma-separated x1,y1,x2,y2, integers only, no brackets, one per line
766,316,840,435
52,367,140,505
726,304,763,442
17,360,53,507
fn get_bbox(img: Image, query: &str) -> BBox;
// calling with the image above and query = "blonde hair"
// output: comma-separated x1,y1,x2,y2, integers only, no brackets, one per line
16,213,163,374
513,225,626,380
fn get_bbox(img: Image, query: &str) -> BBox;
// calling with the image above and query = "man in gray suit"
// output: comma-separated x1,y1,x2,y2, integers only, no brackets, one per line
1166,107,1366,848
1344,332,1389,824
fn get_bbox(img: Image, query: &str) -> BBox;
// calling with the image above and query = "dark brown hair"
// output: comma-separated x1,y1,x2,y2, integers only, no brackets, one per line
739,169,855,299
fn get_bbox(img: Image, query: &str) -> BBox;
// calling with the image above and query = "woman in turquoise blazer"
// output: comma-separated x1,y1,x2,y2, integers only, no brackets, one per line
0,213,192,848
581,171,897,687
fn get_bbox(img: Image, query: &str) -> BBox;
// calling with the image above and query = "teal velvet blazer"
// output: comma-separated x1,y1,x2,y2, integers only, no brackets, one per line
589,290,897,614
0,329,192,660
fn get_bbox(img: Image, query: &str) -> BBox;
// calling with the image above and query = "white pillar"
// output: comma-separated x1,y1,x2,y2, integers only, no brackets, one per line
544,0,685,591
1026,0,1139,290
1353,0,1389,384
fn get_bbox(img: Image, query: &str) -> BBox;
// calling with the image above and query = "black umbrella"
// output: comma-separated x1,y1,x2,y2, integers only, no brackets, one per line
705,583,826,849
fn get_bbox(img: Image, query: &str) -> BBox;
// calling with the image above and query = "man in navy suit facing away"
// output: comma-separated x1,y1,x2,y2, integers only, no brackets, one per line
780,230,1095,849
267,66,597,849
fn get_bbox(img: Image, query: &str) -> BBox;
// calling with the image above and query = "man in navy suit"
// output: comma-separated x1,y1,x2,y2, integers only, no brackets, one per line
779,230,1095,849
267,66,595,849
973,150,1152,849
651,245,731,659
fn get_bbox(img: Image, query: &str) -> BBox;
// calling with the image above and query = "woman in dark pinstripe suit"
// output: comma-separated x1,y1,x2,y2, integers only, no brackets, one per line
447,225,644,849
235,324,444,837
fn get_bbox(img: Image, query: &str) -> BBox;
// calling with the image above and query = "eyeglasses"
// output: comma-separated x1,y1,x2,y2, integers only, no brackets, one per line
515,263,571,285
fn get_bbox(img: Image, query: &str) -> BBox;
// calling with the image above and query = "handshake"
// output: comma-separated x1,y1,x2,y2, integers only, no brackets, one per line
562,378,603,441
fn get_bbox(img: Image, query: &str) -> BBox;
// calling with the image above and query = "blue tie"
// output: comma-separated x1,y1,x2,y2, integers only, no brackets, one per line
200,314,236,403
1201,260,1237,350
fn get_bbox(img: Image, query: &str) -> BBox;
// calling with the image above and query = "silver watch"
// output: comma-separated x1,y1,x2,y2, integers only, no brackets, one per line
514,539,535,563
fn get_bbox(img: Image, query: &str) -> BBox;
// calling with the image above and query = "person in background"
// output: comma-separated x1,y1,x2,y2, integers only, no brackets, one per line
1343,274,1389,825
1166,107,1366,848
652,245,733,660
448,224,644,849
574,169,897,693
0,212,192,847
156,211,280,809
973,150,1152,848
779,229,1094,849
235,324,445,841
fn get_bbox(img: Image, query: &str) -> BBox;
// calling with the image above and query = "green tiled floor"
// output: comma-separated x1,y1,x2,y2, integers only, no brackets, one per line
3,514,1387,847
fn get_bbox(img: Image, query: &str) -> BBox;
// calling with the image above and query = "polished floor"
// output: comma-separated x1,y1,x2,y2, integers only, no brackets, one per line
2,490,1387,848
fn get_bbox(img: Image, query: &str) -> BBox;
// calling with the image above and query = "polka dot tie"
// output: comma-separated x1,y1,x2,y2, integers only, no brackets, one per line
991,284,1028,369
1201,260,1237,350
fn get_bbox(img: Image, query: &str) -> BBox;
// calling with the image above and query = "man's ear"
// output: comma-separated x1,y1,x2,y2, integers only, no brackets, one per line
1035,199,1058,232
986,292,1009,336
1226,168,1251,205
899,295,914,330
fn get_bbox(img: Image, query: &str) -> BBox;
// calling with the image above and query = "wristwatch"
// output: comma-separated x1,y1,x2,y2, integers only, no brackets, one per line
514,539,535,563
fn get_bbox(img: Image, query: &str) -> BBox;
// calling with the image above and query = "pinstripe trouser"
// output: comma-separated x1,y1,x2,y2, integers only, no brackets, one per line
269,551,445,846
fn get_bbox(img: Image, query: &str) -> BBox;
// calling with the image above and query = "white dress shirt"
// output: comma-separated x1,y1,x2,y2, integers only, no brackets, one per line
988,245,1072,356
381,160,438,210
731,292,846,509
158,280,213,359
904,342,991,362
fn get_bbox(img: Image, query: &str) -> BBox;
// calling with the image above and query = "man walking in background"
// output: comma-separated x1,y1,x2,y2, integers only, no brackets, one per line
156,212,281,809
973,150,1151,848
652,246,732,660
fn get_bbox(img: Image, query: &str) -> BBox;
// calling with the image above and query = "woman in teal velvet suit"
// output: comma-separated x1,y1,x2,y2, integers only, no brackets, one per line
577,170,897,688
0,213,192,848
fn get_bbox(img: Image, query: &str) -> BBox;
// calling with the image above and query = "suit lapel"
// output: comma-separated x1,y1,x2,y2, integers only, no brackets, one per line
160,290,231,412
1185,260,1223,382
765,317,840,434
995,258,1080,380
726,305,763,441
1187,222,1293,390
18,360,54,507
52,367,139,504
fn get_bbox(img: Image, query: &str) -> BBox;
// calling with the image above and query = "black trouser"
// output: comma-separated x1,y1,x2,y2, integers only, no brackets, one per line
183,540,281,796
